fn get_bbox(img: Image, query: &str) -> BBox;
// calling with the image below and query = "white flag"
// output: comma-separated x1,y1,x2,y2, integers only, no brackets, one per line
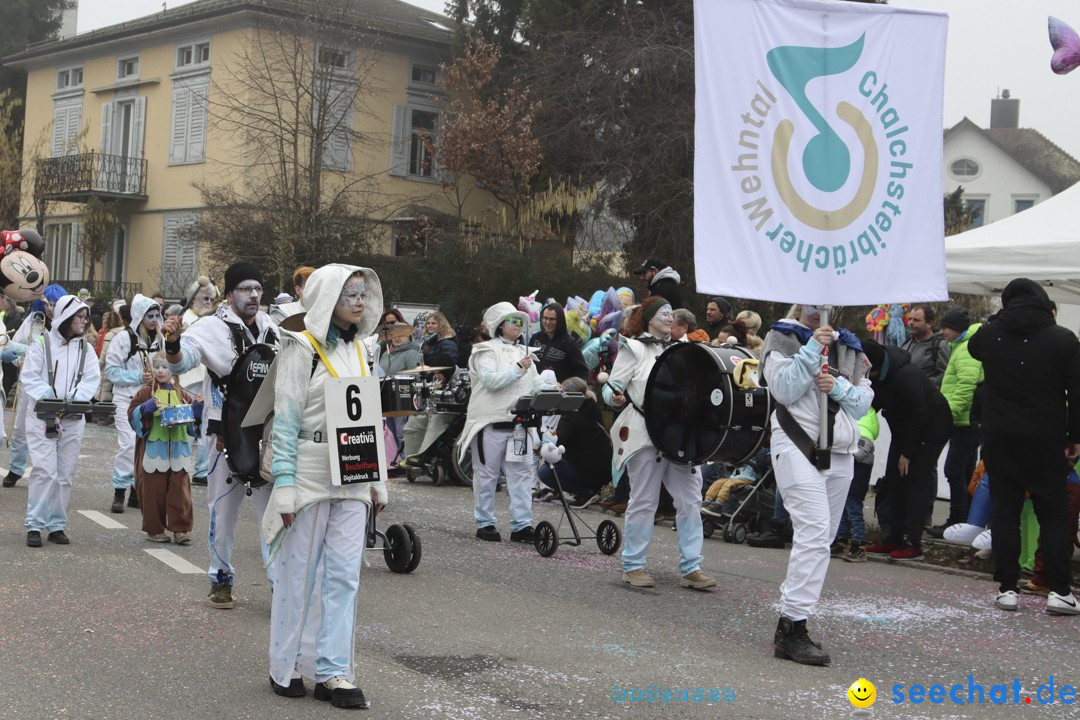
694,0,948,304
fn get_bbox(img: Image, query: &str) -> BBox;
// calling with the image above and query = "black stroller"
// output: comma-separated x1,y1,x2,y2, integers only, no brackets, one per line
701,451,776,543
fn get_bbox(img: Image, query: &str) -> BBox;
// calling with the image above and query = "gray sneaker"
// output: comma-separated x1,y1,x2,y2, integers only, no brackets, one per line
1046,591,1080,616
208,581,234,609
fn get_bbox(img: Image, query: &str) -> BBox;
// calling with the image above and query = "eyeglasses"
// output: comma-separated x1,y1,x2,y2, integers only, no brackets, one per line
505,317,524,328
234,284,263,295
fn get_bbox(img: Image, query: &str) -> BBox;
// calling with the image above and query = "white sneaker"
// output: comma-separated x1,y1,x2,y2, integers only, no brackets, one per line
994,590,1019,611
972,529,993,550
943,522,985,544
1046,591,1080,616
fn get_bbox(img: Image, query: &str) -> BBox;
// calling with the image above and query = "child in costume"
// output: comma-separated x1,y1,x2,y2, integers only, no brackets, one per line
130,352,203,544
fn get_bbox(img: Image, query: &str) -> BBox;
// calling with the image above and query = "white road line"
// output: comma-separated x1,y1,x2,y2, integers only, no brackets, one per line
144,548,205,574
77,510,128,530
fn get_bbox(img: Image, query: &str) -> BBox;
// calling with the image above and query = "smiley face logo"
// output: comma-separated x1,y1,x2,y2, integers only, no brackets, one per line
848,678,876,709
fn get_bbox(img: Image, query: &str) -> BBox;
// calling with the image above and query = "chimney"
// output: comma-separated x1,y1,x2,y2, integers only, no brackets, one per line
990,89,1019,129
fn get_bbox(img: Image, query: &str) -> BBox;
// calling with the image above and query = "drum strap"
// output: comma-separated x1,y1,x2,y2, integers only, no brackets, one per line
302,331,366,378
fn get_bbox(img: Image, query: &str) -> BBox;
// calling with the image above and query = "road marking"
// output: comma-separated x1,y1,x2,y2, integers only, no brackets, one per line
77,510,127,529
144,548,205,574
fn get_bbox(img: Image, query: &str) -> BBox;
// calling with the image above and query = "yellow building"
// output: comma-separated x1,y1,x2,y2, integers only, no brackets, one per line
4,0,486,299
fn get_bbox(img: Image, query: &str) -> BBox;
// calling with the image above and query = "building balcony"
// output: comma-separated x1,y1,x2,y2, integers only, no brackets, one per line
35,152,148,202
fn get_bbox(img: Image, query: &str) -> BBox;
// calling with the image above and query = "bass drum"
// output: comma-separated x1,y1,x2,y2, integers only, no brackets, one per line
643,343,770,465
221,343,278,488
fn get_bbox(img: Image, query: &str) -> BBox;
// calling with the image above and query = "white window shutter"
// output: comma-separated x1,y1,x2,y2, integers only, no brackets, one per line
52,105,68,157
188,80,208,162
132,96,146,158
169,85,190,164
100,103,113,154
66,105,82,156
68,224,83,281
389,104,407,176
321,81,352,171
162,214,198,296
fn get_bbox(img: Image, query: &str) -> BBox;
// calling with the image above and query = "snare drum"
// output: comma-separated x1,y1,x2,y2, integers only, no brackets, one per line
380,375,417,417
643,343,770,465
160,403,195,427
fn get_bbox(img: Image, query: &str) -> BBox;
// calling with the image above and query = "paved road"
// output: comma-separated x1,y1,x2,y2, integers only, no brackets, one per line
0,422,1077,719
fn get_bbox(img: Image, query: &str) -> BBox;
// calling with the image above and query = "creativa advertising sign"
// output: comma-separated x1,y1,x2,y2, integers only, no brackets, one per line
324,376,386,486
694,0,948,304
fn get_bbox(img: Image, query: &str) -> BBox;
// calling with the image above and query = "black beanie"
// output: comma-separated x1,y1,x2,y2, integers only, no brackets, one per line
940,307,971,332
224,262,262,295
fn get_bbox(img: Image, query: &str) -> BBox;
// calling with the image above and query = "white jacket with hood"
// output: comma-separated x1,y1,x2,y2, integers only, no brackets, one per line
105,293,161,392
459,302,553,460
22,295,100,407
261,264,386,556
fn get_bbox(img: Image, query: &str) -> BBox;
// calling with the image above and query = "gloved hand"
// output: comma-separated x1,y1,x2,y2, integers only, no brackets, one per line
853,436,875,465
140,397,158,415
540,443,565,466
274,485,298,526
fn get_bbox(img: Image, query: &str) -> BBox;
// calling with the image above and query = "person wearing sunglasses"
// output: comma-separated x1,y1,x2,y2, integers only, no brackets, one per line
460,302,555,543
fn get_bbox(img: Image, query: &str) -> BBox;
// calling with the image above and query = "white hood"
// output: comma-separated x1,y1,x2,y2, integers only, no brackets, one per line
284,264,382,344
129,293,158,331
483,301,528,338
51,294,89,339
652,266,681,285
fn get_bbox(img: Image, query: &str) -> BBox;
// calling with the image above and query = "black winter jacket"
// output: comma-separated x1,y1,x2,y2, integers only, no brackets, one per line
555,398,613,492
870,346,953,458
968,279,1080,442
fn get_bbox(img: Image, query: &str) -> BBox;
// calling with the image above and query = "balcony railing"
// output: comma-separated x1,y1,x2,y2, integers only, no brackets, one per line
35,152,148,202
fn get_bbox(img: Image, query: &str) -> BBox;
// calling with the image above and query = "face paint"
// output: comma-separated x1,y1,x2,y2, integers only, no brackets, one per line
648,304,674,337
338,277,367,309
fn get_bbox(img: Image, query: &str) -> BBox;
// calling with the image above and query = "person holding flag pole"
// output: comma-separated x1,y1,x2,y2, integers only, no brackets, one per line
759,304,873,666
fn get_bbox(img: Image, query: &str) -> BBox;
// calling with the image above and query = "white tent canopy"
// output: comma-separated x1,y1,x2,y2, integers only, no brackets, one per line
946,182,1080,304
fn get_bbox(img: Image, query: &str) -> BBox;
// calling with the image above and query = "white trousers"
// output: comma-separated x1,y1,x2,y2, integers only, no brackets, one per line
111,388,136,489
771,433,853,621
8,385,30,476
471,426,534,532
269,499,367,686
206,437,273,585
621,450,704,576
24,415,85,532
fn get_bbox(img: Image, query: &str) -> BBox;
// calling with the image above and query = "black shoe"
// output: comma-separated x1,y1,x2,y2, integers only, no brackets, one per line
270,674,307,698
47,530,70,545
191,475,208,487
926,519,960,539
476,525,501,542
748,526,786,549
313,677,370,709
774,617,831,666
510,526,535,543
2,471,20,488
111,489,125,514
26,531,42,547
127,487,140,509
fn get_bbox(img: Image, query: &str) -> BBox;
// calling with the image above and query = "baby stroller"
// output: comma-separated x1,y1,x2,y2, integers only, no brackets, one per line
701,450,776,543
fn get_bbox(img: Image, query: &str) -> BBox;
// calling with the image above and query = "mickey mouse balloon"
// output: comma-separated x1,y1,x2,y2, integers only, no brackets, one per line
0,229,51,301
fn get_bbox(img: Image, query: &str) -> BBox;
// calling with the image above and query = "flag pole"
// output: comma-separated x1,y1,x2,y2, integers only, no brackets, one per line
818,304,833,468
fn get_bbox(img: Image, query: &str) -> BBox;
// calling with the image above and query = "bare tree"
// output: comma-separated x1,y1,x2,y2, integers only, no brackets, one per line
79,196,120,285
185,0,414,291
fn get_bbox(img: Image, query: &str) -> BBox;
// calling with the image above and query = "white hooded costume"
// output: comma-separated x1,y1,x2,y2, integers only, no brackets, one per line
104,293,162,491
260,263,384,688
462,302,553,534
22,296,100,534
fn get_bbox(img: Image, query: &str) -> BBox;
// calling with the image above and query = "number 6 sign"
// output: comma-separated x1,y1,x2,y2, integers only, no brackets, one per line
324,376,386,486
